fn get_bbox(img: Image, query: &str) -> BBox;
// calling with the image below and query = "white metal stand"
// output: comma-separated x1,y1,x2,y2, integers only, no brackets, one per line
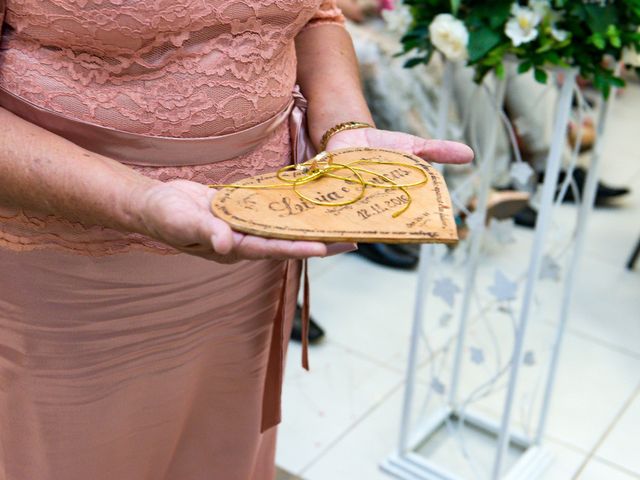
535,73,618,443
382,66,598,480
396,60,455,457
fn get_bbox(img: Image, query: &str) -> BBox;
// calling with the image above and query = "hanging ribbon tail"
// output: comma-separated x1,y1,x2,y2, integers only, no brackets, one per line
290,86,315,371
260,260,290,433
290,86,317,166
260,86,316,433
301,259,310,371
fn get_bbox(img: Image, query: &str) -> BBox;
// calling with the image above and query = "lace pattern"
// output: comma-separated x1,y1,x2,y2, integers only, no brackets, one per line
0,1,343,137
0,0,344,255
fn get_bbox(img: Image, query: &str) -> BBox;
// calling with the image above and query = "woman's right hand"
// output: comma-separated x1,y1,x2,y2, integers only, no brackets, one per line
134,179,336,263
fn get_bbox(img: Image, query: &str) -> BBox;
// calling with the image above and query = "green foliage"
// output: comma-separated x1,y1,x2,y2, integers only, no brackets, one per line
398,0,640,98
534,67,548,83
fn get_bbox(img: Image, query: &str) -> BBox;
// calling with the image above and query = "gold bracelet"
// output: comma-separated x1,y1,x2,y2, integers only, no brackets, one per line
319,121,374,151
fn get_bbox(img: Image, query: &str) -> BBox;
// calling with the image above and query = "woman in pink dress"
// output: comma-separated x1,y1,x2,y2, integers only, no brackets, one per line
0,1,472,479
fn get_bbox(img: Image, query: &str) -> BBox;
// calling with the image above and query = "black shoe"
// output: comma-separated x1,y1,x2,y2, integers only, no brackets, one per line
514,205,538,229
290,304,325,344
541,167,630,205
353,243,419,270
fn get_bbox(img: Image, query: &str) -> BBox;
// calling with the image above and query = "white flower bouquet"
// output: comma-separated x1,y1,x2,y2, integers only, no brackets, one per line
397,0,640,97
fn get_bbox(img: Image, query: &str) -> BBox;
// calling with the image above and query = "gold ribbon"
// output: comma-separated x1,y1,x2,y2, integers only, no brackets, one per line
208,151,429,218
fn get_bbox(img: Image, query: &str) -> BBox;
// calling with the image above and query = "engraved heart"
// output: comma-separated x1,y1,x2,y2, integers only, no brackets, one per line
211,148,458,244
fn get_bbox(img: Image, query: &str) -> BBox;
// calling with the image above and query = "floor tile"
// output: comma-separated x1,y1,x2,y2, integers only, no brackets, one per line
594,388,640,475
305,251,460,369
536,255,640,357
544,443,590,480
577,458,640,480
414,318,640,454
302,384,428,480
276,341,402,474
301,382,586,480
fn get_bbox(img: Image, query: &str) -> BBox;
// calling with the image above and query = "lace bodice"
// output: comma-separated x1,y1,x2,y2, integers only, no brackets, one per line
0,0,344,254
0,0,343,137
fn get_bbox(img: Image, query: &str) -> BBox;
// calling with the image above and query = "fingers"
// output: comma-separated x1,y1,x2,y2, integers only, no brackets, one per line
325,128,474,166
207,216,234,255
413,138,474,165
233,235,328,260
179,211,234,256
190,236,354,263
364,129,474,165
203,189,235,255
184,232,332,263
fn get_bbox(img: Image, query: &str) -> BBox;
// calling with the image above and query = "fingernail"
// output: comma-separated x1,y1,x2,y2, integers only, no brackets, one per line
210,234,218,252
326,242,358,256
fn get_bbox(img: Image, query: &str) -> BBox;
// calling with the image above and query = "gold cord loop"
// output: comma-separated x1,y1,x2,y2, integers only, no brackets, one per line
208,151,429,218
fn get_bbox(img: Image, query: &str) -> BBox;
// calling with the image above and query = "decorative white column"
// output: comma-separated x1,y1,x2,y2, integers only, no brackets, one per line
383,66,595,480
491,68,577,480
448,75,507,406
534,70,618,444
398,60,455,455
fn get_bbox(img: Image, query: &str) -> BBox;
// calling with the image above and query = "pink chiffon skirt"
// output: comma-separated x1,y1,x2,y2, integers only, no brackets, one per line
0,249,299,480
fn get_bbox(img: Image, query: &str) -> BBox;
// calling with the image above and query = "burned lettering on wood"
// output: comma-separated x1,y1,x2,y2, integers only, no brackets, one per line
268,197,315,217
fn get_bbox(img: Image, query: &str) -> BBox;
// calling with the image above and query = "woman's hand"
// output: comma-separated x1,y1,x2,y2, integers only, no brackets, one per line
135,180,333,263
325,128,474,165
295,26,474,167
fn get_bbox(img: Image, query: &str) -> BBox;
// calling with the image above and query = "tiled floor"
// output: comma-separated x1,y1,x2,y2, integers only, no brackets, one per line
275,81,640,480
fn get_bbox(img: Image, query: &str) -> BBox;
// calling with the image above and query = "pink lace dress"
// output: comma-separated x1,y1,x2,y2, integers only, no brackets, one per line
0,2,343,479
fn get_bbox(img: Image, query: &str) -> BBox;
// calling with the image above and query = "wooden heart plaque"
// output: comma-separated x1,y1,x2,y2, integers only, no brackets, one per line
211,148,458,244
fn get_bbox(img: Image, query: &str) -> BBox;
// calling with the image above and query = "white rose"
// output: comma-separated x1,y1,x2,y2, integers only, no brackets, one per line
505,4,542,47
428,13,469,61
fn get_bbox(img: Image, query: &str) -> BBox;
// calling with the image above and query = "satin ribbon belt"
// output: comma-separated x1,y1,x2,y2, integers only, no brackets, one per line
0,85,315,432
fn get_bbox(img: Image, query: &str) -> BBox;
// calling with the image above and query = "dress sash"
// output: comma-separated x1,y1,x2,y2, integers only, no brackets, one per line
0,86,315,167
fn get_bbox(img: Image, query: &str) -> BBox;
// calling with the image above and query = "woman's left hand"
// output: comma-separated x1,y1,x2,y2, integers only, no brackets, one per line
324,127,474,166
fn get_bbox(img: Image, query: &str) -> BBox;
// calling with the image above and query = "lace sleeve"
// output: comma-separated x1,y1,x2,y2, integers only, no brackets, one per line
301,0,345,31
